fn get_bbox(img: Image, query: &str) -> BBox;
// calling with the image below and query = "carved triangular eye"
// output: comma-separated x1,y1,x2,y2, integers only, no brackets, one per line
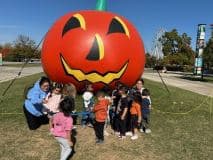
62,17,81,36
107,17,130,38
62,14,86,37
107,18,126,35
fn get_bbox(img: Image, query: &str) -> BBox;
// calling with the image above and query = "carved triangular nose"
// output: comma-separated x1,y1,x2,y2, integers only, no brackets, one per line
86,34,104,61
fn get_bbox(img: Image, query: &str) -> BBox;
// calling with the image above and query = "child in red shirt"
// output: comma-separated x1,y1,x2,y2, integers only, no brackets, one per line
93,91,109,144
130,93,142,140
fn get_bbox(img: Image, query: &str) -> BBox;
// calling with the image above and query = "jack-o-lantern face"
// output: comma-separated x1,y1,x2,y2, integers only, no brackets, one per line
42,11,145,91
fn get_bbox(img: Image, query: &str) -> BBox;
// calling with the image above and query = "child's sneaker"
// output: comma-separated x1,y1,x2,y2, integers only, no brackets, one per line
87,123,93,128
73,125,77,129
114,132,120,136
139,129,144,133
96,139,104,144
119,136,126,140
104,130,109,136
125,131,133,136
145,129,151,134
131,134,138,140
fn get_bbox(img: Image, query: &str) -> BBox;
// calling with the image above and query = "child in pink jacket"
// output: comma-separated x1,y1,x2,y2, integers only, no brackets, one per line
51,96,75,160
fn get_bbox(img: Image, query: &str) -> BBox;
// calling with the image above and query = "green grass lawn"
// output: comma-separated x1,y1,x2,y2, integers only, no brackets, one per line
0,73,212,160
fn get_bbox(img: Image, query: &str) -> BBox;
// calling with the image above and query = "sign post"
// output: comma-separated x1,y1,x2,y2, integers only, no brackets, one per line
194,24,206,79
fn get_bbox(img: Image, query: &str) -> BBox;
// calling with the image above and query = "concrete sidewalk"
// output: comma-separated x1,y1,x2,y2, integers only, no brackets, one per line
1,65,212,97
142,71,213,97
0,66,43,83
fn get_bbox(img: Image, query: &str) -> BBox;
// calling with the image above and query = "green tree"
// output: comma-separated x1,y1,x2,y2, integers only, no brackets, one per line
145,53,157,67
203,39,213,70
181,33,191,46
160,29,195,66
11,35,39,61
161,29,181,55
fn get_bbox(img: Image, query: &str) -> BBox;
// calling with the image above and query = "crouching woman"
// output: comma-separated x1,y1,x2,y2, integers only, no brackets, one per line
23,76,50,130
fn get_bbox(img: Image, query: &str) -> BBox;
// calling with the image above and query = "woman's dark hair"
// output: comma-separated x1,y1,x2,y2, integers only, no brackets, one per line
133,92,142,104
39,76,50,86
59,96,75,117
142,88,150,96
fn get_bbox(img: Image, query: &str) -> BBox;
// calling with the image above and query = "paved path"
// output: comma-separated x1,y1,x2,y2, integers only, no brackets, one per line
0,66,212,97
142,71,213,97
0,66,43,83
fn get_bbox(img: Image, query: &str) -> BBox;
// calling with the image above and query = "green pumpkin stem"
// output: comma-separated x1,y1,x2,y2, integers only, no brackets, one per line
96,0,107,11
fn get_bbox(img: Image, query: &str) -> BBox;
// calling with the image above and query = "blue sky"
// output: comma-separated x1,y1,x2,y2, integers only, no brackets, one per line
0,0,212,52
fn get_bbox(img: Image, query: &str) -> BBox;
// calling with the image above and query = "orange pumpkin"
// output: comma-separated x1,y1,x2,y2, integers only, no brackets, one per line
41,11,145,91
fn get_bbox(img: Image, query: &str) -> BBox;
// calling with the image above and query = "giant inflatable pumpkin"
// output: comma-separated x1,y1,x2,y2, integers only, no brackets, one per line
41,0,145,91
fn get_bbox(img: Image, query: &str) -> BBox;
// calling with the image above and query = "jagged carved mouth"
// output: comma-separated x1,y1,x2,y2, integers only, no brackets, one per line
60,54,128,84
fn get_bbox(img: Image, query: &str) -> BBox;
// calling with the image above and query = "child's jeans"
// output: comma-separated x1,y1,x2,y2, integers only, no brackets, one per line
81,112,94,126
94,120,105,140
130,115,139,134
55,137,72,160
109,108,114,128
141,113,150,132
118,118,127,136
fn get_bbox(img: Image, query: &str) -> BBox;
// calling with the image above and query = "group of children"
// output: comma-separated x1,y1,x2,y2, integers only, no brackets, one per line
26,78,151,159
81,79,152,142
